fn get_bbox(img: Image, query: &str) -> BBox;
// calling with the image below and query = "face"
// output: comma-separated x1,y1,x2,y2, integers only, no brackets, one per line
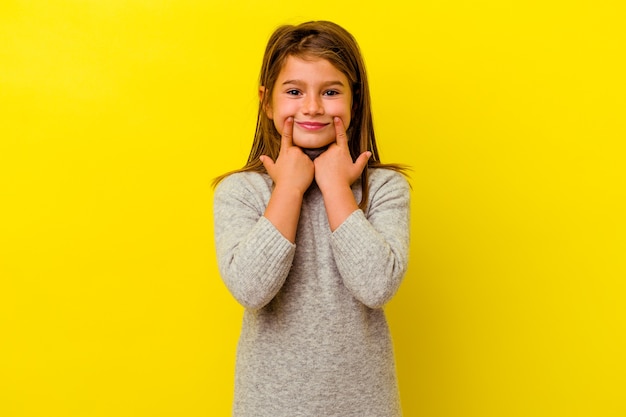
263,55,352,149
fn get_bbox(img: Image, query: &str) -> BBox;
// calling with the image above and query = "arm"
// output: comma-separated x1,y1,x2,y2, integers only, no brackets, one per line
330,170,411,309
213,174,296,310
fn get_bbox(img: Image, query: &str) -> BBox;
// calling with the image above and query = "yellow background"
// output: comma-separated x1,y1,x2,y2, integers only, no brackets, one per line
1,1,624,416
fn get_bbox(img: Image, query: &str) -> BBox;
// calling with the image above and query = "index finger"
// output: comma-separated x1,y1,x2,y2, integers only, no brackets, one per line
280,117,294,151
333,117,348,148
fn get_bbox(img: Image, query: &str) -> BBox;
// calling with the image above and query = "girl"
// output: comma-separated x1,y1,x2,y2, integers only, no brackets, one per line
213,21,410,417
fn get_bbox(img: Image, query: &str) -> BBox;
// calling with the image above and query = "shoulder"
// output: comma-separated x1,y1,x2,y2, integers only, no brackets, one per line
367,168,410,194
363,168,410,213
213,171,273,209
215,171,272,195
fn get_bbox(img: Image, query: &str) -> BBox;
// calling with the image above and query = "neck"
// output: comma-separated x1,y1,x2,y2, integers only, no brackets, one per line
302,146,329,161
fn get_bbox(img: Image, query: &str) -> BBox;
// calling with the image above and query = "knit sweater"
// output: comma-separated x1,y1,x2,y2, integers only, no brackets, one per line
213,168,410,417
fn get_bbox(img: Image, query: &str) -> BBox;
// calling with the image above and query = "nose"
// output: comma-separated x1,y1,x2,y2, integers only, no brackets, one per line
302,94,324,115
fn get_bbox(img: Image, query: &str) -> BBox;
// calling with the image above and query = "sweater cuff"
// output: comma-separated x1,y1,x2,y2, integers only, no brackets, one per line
250,216,296,278
330,209,372,261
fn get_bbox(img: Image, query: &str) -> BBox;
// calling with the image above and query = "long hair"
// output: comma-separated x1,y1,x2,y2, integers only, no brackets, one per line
213,21,408,209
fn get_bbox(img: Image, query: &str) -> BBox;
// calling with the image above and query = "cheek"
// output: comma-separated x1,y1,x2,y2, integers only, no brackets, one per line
340,98,352,116
338,102,352,128
272,118,283,135
270,101,291,130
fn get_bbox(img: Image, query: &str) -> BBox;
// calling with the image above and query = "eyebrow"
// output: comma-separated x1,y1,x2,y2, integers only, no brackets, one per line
281,79,346,87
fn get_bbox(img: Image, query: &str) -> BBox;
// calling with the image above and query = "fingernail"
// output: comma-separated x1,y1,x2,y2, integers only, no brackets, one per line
334,117,340,123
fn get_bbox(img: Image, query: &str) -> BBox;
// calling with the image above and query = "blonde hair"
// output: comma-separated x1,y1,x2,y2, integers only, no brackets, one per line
214,20,408,209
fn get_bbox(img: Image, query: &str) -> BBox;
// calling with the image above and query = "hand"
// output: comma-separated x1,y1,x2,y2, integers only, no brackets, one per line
313,117,371,194
260,117,315,195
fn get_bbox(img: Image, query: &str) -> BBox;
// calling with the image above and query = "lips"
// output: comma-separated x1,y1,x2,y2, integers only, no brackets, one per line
295,121,330,131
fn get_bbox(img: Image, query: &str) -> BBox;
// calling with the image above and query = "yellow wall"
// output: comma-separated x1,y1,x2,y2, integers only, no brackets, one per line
1,1,624,416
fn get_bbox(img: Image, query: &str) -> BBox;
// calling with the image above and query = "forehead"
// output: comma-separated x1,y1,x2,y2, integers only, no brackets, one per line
276,55,348,83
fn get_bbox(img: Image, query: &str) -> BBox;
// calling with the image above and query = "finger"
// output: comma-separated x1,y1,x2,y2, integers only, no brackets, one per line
333,117,348,148
280,117,294,151
260,155,275,175
353,151,372,174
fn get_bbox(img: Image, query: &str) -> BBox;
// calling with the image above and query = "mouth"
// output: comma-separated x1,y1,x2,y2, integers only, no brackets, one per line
295,121,330,131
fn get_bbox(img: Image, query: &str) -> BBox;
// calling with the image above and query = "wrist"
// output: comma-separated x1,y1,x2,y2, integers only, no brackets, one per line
321,185,359,231
274,182,308,199
318,181,351,198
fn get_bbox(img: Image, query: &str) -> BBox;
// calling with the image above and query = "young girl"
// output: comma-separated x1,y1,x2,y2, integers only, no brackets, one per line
213,21,410,417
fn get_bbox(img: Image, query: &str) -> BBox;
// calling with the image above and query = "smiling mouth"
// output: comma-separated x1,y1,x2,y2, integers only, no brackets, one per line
295,121,330,131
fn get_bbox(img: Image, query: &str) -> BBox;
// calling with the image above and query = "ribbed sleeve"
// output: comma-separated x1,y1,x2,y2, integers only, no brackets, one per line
331,170,410,308
214,173,296,310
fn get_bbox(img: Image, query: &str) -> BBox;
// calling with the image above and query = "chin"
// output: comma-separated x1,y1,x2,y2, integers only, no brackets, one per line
293,137,334,150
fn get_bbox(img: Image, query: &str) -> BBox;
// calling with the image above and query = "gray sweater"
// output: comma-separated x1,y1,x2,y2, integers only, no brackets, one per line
213,168,410,417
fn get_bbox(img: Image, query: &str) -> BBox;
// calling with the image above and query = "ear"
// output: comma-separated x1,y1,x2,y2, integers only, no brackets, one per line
259,86,273,120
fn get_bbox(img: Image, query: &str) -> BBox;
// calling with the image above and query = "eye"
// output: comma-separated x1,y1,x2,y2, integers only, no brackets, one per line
323,90,340,96
286,89,301,96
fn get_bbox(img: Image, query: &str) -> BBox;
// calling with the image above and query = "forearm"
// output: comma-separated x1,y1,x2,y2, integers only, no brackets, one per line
213,173,296,310
329,170,411,308
264,184,305,243
320,184,359,232
331,210,409,308
217,217,295,310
